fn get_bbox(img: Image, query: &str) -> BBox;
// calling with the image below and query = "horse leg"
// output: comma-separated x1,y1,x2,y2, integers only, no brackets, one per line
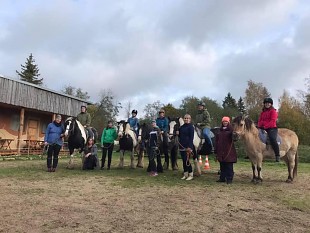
193,158,201,176
137,148,144,168
256,155,263,183
118,151,124,168
130,149,136,169
171,145,178,170
67,148,75,169
285,151,296,183
251,162,257,183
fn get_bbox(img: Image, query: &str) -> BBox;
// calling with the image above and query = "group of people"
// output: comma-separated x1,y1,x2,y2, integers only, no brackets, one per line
44,97,280,184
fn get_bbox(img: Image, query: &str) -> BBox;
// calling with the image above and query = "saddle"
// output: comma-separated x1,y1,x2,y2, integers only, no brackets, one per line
85,127,97,142
258,129,281,145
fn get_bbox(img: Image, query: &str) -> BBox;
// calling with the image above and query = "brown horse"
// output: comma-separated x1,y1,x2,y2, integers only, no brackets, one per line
232,116,298,183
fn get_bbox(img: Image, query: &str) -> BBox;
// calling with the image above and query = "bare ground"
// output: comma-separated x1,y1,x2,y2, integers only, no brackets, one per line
0,159,309,233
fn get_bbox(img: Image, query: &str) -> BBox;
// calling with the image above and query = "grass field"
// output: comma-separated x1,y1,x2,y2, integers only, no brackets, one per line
0,153,309,233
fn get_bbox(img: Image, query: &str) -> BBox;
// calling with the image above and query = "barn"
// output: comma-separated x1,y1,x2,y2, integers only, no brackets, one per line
0,75,92,155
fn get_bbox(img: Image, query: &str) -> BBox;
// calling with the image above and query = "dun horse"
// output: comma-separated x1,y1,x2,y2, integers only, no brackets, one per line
232,115,298,183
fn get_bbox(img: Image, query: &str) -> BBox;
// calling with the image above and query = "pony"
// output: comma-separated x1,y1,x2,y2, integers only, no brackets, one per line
232,115,299,183
116,120,138,169
137,122,153,168
138,122,164,172
64,117,98,169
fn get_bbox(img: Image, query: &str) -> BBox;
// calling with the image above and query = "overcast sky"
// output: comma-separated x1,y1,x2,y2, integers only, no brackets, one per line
1,0,309,118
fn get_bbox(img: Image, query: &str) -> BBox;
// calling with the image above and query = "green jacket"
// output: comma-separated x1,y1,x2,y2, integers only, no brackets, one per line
101,127,117,144
195,109,211,128
77,112,91,127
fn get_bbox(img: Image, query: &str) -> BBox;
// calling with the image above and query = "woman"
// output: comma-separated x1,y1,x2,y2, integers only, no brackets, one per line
178,114,195,181
44,114,64,172
258,97,280,162
83,138,98,170
215,116,237,184
101,120,117,170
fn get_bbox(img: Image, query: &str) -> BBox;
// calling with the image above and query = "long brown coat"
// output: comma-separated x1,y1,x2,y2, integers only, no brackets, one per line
215,124,237,163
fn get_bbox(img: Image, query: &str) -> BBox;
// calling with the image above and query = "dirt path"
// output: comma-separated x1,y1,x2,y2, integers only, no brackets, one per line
0,160,309,233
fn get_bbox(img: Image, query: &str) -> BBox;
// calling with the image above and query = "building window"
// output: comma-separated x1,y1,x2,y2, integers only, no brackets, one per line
10,114,20,131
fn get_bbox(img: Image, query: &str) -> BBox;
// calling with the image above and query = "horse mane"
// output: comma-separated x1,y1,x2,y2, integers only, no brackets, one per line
233,115,254,131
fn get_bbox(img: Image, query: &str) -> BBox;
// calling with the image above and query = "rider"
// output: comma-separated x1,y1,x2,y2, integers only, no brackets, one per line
128,109,139,137
195,101,213,152
156,109,169,170
77,105,92,139
258,97,280,162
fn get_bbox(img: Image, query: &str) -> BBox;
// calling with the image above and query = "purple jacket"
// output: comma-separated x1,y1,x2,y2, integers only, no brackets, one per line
215,124,237,163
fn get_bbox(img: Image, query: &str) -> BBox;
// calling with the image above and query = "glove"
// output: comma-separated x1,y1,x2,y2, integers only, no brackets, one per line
197,123,201,126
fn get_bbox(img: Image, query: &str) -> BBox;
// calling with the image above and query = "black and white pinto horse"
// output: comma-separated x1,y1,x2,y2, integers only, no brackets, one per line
116,120,138,169
64,117,98,169
168,117,217,175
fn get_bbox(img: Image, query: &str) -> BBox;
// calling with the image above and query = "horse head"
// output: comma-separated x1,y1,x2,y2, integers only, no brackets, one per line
64,117,75,137
232,115,253,141
168,117,184,139
117,120,127,138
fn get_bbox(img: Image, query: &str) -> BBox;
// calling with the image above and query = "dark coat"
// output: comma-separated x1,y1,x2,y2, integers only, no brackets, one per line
215,124,237,163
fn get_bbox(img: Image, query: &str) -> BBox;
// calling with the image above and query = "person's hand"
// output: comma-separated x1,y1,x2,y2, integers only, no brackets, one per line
44,142,48,146
161,131,164,134
176,131,179,135
197,123,201,126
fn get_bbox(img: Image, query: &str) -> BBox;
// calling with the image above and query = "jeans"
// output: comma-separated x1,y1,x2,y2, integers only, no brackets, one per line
102,143,114,168
219,162,234,182
47,144,61,168
147,146,157,173
180,150,192,173
203,127,213,147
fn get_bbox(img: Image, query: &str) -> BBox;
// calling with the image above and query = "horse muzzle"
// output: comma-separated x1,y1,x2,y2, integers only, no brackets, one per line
232,132,240,141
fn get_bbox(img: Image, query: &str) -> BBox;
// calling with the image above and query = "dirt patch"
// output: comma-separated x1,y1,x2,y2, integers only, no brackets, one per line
0,160,309,233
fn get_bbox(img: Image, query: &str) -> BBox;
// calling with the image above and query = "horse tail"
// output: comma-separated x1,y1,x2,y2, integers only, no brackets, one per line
293,150,298,179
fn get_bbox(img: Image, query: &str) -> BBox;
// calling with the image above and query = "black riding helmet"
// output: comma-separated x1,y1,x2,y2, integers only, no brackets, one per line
263,98,273,105
132,109,138,114
197,101,205,107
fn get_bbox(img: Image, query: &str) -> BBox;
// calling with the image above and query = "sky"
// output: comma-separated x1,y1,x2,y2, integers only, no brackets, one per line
1,0,310,118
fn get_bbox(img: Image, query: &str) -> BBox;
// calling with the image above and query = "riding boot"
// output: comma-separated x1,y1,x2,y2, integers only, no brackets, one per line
181,172,188,180
275,155,280,162
186,172,194,181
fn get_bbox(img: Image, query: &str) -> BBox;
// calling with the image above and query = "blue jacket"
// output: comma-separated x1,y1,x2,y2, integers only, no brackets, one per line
44,122,64,146
156,117,169,132
128,117,139,131
179,123,194,150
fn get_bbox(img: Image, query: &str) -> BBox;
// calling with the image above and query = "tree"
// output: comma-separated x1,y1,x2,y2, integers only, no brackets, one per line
162,103,181,118
278,90,310,145
179,95,200,117
244,80,270,121
143,100,163,120
89,89,122,134
16,53,43,85
222,92,239,118
237,97,247,115
61,85,90,101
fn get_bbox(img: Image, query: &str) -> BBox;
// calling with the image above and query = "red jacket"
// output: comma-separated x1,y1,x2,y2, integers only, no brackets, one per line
258,107,278,129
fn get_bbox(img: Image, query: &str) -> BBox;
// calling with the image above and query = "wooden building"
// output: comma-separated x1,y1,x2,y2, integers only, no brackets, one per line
0,75,92,155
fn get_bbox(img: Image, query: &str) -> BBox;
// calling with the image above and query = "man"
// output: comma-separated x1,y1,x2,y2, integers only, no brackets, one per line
195,102,213,152
77,105,92,139
156,109,169,170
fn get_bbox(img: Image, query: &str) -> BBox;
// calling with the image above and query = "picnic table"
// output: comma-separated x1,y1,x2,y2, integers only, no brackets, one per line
0,138,14,150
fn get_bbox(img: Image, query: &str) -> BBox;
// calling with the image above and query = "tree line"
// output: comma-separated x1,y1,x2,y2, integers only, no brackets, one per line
16,54,310,145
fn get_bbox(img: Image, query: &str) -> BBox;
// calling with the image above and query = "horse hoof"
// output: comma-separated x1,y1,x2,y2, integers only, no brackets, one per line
136,165,143,168
286,179,293,183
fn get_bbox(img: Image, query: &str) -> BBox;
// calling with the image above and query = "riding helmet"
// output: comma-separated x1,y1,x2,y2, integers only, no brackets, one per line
197,102,205,107
159,109,165,114
132,109,138,114
263,98,273,105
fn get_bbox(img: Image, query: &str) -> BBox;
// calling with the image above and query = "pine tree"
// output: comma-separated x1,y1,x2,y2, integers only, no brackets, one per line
16,53,43,85
237,97,247,115
222,92,237,109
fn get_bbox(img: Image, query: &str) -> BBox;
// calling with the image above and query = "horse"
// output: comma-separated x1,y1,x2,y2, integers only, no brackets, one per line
116,120,138,169
137,122,153,168
64,117,98,169
232,115,299,183
169,117,202,174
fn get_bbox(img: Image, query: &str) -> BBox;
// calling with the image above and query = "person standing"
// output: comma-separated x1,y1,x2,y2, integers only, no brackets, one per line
146,120,161,176
44,114,64,172
101,120,117,170
156,109,169,170
258,97,280,162
178,114,195,181
196,102,213,153
215,116,237,184
83,138,98,170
